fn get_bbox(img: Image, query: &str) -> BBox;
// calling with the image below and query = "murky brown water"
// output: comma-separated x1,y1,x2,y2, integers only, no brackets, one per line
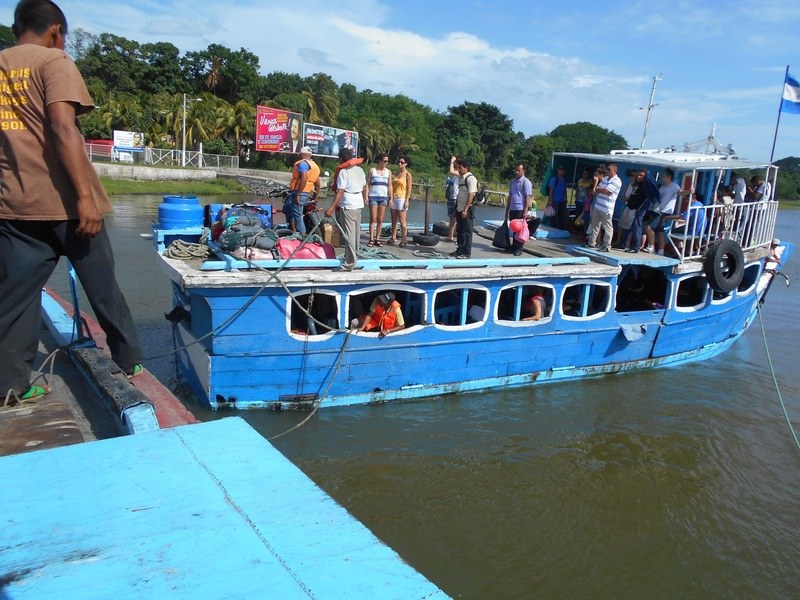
49,195,800,599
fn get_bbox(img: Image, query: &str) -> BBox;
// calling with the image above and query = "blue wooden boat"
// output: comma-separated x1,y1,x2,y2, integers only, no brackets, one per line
152,148,793,410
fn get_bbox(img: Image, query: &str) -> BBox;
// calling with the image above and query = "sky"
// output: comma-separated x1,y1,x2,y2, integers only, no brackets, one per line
3,0,799,161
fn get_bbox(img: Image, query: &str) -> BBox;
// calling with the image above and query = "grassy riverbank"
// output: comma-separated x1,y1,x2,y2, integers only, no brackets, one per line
100,177,247,196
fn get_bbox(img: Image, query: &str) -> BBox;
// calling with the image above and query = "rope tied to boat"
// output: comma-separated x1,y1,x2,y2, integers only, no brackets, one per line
164,239,212,260
756,303,800,457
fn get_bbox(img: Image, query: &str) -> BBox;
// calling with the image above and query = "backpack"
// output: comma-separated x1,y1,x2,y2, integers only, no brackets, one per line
445,177,457,200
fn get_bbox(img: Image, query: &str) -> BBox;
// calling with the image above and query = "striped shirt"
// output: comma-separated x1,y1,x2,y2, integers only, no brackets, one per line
593,175,622,215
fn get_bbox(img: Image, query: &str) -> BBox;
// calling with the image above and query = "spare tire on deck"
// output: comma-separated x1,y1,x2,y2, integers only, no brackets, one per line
703,239,745,293
412,233,440,246
432,221,450,237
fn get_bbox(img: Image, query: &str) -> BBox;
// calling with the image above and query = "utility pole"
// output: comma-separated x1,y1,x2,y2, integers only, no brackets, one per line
639,74,662,149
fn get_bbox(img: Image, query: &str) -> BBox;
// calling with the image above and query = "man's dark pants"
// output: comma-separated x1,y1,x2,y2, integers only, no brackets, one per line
0,219,142,395
456,209,473,257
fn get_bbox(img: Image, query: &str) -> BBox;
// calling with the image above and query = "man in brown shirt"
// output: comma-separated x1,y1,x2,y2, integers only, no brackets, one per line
1,0,142,401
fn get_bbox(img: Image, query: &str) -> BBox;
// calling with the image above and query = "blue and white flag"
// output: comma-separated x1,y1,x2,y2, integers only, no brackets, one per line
781,72,800,114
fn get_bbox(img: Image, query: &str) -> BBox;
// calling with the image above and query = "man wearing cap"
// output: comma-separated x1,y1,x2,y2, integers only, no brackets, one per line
357,292,404,338
288,146,320,234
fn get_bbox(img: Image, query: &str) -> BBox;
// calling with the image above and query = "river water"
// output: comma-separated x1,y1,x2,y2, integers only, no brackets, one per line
50,195,800,599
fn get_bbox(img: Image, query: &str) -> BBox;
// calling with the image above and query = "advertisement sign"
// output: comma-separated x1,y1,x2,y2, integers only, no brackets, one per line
255,106,304,153
302,123,359,158
112,130,145,153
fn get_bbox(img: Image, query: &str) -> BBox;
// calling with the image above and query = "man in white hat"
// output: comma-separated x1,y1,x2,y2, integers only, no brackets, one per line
288,146,320,233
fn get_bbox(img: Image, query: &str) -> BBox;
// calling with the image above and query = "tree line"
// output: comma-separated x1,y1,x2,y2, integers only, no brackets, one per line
2,24,796,197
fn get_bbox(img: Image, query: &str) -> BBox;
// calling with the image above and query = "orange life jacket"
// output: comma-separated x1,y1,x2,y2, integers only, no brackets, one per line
331,157,365,192
364,300,400,332
290,158,321,193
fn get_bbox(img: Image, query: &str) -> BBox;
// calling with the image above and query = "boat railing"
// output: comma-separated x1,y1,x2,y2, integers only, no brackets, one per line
667,200,778,261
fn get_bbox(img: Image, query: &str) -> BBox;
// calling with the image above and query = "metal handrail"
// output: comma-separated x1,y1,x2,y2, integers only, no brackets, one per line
667,200,778,261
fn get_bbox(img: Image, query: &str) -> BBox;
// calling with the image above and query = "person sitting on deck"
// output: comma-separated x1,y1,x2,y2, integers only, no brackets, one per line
356,292,405,338
665,193,707,253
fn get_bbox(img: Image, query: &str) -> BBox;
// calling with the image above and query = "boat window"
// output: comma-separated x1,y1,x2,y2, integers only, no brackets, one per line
737,263,760,295
497,284,554,323
561,282,611,319
676,276,707,309
289,291,339,337
615,266,668,312
347,288,425,334
433,286,488,327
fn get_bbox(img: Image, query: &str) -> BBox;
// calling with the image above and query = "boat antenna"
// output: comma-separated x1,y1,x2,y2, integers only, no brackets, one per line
639,73,662,149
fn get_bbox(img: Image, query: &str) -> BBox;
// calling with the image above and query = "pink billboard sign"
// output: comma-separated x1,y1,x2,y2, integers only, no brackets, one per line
255,106,304,153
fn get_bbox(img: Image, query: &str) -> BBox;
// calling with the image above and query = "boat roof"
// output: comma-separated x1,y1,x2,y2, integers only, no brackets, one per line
554,149,775,171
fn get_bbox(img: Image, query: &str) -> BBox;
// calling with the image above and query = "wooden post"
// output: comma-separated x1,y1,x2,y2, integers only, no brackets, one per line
424,184,431,233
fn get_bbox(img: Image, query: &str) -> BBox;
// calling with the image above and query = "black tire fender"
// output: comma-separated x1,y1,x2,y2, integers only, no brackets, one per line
703,239,745,293
412,233,440,246
432,221,450,237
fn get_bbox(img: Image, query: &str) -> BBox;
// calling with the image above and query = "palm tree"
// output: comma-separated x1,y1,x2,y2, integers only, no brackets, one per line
101,93,143,131
354,117,394,163
302,73,340,125
216,99,255,153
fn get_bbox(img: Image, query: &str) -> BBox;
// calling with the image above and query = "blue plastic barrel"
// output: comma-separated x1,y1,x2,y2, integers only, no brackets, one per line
158,195,203,230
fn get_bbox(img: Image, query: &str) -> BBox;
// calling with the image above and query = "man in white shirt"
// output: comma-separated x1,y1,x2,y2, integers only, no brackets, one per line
325,147,366,271
586,163,621,252
644,167,682,254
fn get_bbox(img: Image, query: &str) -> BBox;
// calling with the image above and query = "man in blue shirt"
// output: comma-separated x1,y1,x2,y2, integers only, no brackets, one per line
548,165,568,230
505,163,533,255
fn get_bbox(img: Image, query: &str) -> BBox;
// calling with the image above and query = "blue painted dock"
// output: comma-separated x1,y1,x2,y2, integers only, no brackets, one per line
0,417,446,599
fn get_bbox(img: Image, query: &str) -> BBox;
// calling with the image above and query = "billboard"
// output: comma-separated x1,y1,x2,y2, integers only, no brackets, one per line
302,123,359,158
112,130,144,153
255,106,304,153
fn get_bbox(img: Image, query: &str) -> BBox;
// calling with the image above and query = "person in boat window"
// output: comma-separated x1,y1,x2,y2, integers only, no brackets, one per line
325,147,366,271
388,156,412,246
505,163,533,256
288,146,320,234
356,292,405,338
466,290,487,323
644,167,683,256
366,153,392,247
548,165,569,230
452,157,477,259
522,290,548,321
586,163,621,252
0,0,144,403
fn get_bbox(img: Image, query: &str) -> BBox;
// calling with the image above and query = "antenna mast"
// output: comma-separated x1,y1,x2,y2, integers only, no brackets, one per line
639,74,662,149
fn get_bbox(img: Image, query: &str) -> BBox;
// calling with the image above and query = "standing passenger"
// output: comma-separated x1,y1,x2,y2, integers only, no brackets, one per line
548,165,569,230
505,163,533,256
452,157,477,259
366,153,392,246
389,157,412,247
288,146,320,234
586,164,621,252
445,156,460,242
0,0,143,402
325,147,366,271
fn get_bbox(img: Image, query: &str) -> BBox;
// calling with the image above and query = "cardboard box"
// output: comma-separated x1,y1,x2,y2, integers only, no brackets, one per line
321,223,341,247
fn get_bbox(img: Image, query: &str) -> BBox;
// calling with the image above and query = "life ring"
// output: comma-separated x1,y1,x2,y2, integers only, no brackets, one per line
703,239,745,293
412,233,440,246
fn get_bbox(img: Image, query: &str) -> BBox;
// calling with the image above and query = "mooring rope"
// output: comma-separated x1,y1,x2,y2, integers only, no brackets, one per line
756,303,800,456
164,239,212,260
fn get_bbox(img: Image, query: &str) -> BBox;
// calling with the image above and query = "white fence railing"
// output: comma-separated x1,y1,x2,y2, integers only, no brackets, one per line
667,200,778,261
85,144,238,169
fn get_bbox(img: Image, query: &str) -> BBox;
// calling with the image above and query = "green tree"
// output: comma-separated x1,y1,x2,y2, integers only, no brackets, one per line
216,99,256,155
262,71,305,98
182,44,263,105
549,122,628,154
302,73,340,125
0,24,14,50
76,34,145,94
140,42,185,95
444,102,516,178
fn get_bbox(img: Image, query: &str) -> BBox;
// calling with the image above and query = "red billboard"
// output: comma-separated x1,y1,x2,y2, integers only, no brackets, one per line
255,106,304,153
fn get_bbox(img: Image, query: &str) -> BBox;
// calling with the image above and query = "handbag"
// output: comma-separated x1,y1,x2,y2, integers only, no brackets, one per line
492,219,511,250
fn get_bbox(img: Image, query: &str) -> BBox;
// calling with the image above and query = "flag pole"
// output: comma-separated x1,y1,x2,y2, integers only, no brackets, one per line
769,64,790,164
